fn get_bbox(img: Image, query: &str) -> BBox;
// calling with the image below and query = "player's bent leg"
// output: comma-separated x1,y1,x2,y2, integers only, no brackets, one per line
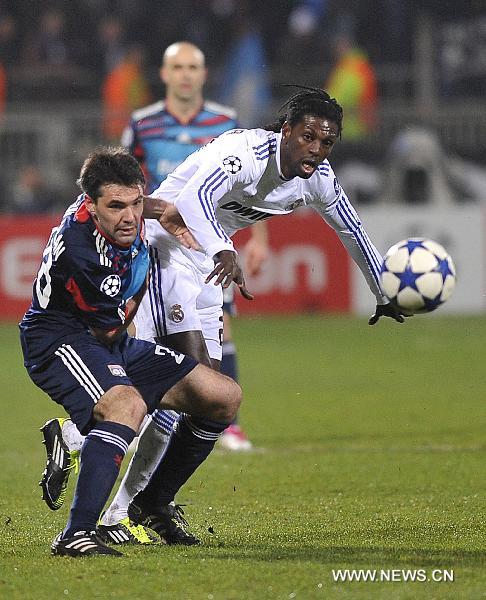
98,411,178,545
92,384,147,428
58,385,146,556
100,332,216,544
102,285,225,546
161,363,241,422
128,367,242,545
39,415,158,545
98,332,208,546
28,331,156,556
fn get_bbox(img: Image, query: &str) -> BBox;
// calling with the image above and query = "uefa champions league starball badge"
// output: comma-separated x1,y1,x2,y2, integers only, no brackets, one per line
222,156,242,174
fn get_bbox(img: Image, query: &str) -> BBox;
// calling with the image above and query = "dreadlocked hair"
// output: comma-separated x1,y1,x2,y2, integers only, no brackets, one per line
263,85,343,137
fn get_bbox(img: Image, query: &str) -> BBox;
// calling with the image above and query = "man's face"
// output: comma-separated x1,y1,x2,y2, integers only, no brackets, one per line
86,183,143,247
280,115,339,180
161,45,207,102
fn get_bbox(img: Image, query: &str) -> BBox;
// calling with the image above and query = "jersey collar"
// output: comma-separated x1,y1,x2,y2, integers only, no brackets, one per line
74,195,91,223
165,98,204,126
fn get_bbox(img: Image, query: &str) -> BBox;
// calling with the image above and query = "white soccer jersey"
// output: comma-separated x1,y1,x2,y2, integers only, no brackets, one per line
148,127,387,303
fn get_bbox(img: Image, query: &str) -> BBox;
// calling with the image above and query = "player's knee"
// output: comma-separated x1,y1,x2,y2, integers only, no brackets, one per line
162,365,241,422
93,384,146,429
124,394,147,425
214,375,242,422
229,378,242,419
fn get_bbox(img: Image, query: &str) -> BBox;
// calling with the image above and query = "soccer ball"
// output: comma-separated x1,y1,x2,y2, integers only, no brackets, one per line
380,238,456,313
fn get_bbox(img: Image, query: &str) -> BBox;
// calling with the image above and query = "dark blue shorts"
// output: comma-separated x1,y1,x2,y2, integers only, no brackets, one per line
24,331,197,434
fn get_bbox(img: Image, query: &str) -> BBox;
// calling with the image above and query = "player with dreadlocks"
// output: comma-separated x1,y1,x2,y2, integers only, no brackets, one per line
40,86,406,548
264,85,343,136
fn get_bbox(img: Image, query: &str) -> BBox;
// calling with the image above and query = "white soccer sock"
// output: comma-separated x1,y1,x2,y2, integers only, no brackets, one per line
61,419,85,452
100,414,173,526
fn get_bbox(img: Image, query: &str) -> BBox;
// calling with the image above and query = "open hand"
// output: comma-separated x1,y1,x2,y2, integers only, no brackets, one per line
206,250,254,300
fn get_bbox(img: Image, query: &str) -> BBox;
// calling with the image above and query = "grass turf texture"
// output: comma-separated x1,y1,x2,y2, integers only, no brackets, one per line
0,315,485,599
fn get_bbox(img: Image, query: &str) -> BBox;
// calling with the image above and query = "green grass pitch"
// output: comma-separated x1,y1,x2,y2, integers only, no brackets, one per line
0,315,485,599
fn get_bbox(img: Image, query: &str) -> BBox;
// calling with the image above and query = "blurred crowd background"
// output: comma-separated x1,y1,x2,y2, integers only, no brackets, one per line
1,0,486,212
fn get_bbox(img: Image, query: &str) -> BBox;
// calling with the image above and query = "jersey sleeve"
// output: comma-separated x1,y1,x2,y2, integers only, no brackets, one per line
151,132,254,259
310,170,388,304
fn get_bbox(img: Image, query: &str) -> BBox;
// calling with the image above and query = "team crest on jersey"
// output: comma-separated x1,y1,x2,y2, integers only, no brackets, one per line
100,274,121,297
286,199,304,211
222,155,242,174
333,177,342,196
108,364,127,377
169,304,184,323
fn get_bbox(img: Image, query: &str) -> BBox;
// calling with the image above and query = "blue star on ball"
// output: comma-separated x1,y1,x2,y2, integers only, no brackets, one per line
435,256,454,283
396,265,422,292
403,239,426,253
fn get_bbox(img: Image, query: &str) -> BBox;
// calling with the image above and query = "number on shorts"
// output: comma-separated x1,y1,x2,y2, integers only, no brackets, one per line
155,344,185,364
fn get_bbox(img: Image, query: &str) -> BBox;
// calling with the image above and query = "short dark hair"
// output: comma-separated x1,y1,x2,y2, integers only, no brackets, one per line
77,146,145,200
264,86,343,136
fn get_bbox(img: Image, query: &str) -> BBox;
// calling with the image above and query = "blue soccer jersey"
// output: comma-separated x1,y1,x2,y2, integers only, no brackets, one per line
20,195,149,366
121,100,238,193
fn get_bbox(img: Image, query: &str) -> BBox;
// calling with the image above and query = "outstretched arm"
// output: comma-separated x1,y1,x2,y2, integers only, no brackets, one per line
315,186,407,325
143,196,201,251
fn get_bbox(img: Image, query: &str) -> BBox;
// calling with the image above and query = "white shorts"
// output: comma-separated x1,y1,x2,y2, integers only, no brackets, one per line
135,244,224,360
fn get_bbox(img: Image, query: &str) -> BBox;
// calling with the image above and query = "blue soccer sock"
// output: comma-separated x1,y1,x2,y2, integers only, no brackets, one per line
63,421,136,537
220,341,239,382
221,341,240,425
133,414,227,508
